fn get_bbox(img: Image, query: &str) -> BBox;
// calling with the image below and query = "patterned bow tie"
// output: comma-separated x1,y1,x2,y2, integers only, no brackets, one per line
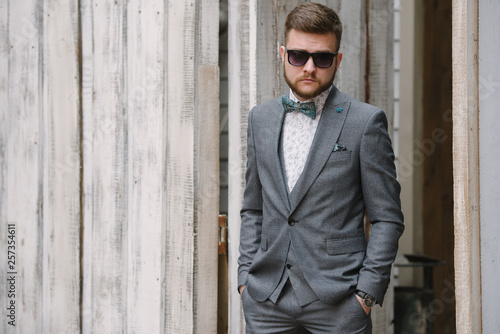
282,96,316,119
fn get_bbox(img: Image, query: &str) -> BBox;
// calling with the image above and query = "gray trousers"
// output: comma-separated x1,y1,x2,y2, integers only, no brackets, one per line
242,281,372,334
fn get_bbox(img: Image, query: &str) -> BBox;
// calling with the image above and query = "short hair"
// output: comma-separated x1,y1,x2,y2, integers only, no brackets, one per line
285,2,343,49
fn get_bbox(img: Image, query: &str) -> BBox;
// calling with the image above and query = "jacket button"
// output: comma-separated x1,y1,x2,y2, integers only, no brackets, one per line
288,219,295,226
286,264,292,269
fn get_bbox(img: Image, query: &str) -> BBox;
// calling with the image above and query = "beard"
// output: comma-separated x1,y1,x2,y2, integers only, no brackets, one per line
283,63,337,100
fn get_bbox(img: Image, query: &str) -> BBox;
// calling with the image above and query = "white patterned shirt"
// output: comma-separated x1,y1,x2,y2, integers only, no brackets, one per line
283,87,332,192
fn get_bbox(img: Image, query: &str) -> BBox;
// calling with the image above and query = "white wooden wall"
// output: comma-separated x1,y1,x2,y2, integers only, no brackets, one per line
227,1,395,333
0,0,219,333
1,1,81,333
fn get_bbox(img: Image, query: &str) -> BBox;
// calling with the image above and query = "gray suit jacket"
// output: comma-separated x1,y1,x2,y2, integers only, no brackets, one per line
238,86,404,306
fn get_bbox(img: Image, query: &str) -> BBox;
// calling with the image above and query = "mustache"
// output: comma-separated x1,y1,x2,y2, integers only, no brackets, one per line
297,74,316,80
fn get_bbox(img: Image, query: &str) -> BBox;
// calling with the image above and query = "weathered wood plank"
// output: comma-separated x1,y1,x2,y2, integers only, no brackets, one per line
253,0,281,103
337,0,366,100
0,4,8,329
227,0,249,331
41,0,82,332
194,65,220,333
81,1,128,333
452,0,482,333
195,1,220,333
164,1,197,332
125,0,165,332
0,1,43,333
367,0,394,133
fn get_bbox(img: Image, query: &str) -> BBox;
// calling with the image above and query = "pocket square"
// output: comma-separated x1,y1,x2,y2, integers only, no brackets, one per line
333,143,347,152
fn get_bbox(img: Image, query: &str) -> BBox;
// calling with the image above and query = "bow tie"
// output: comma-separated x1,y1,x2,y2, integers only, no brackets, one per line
282,96,316,119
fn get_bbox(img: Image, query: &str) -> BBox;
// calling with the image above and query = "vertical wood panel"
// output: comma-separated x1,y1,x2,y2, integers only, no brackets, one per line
367,0,394,132
165,1,196,332
125,0,165,332
1,1,43,333
42,0,81,332
81,1,128,332
336,0,366,100
195,65,220,333
0,0,8,325
227,0,249,331
0,2,8,330
195,0,219,333
164,1,220,331
253,0,281,103
452,0,482,333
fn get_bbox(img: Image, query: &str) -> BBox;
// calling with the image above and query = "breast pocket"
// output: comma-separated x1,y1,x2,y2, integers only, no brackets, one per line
328,150,352,163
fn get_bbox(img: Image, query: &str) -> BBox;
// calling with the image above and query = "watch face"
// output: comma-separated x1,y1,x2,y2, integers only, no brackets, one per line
363,295,376,307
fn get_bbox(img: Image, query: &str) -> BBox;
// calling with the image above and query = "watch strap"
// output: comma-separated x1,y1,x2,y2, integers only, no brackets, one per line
355,290,367,299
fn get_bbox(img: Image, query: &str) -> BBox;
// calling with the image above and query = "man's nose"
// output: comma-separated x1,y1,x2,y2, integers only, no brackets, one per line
303,55,317,73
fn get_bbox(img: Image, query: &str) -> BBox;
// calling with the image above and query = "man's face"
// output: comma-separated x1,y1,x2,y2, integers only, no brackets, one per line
281,29,342,101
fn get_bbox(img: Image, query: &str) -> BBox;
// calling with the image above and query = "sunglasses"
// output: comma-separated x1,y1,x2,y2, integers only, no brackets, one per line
285,48,338,69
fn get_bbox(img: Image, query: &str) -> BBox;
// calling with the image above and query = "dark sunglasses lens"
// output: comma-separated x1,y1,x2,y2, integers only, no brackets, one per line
287,50,335,68
312,53,334,68
288,50,309,66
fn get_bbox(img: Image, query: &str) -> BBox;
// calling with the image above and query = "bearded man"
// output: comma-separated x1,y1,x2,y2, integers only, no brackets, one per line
237,3,404,333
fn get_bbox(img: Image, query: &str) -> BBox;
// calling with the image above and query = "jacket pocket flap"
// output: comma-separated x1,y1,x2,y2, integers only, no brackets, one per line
326,235,367,255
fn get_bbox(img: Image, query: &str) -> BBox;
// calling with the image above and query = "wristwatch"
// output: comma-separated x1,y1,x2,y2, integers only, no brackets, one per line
355,290,377,307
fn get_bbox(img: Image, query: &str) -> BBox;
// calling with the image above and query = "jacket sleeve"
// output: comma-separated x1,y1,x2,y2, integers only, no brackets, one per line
356,109,405,306
237,108,263,289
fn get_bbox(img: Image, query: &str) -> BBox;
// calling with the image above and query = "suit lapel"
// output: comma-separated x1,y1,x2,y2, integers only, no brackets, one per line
288,88,350,214
268,98,292,211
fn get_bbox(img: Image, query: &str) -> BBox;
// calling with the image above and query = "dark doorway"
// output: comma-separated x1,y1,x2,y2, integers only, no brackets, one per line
422,0,455,333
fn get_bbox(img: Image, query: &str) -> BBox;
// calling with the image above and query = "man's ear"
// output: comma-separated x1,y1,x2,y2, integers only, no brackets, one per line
336,52,343,70
280,46,286,63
